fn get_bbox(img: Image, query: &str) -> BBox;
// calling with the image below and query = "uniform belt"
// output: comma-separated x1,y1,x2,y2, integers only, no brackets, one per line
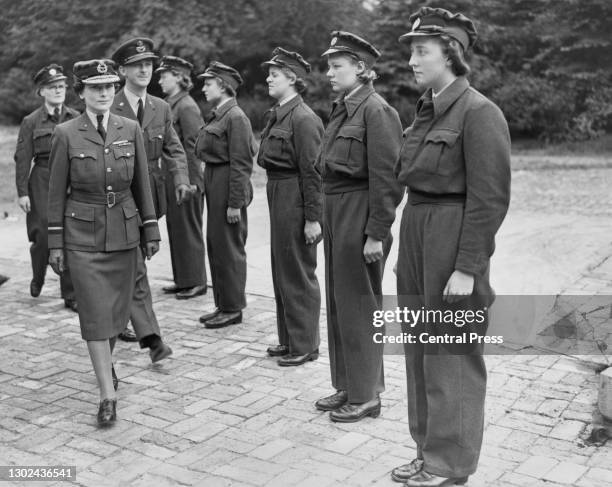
409,189,466,205
70,189,132,208
266,169,299,180
33,157,50,168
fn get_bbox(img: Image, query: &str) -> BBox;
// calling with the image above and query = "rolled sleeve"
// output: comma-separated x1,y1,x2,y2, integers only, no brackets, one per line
455,103,511,276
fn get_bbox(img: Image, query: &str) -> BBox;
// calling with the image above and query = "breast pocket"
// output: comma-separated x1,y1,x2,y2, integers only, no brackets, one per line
421,129,460,175
203,125,226,158
112,142,135,182
69,149,98,183
121,201,141,245
33,128,53,156
145,126,164,160
264,127,292,163
332,125,366,174
64,202,95,247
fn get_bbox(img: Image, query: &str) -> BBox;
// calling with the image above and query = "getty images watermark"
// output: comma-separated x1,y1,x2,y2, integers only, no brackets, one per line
368,295,612,356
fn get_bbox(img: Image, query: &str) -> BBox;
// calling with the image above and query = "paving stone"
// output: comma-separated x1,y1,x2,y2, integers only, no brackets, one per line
543,461,589,484
548,419,586,440
515,455,559,478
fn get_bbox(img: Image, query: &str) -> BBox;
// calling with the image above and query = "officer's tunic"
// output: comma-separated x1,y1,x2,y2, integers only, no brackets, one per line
318,82,403,403
164,91,207,289
47,113,160,340
14,105,78,298
195,98,254,312
395,76,511,477
111,89,189,341
257,95,323,355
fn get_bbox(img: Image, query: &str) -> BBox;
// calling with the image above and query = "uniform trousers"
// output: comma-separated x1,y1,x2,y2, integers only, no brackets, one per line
164,176,207,289
397,198,491,478
323,189,390,404
204,163,248,312
267,175,320,354
27,164,74,299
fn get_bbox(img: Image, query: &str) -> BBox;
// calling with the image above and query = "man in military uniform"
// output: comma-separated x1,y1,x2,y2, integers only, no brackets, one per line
111,37,191,361
14,64,78,311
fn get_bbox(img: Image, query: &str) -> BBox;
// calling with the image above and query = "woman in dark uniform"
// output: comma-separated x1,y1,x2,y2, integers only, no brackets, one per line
47,59,160,427
391,8,511,486
257,48,323,366
156,55,207,300
195,62,255,329
315,32,403,422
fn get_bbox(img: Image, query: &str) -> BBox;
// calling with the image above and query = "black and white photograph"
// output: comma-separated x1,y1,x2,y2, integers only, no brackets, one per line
0,0,611,486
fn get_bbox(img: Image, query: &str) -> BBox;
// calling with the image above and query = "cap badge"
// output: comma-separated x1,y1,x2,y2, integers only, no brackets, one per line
136,40,146,53
331,37,338,46
97,62,108,74
49,68,57,76
412,18,421,31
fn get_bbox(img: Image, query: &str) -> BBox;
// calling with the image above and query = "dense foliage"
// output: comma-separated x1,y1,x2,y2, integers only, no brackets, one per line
0,0,609,140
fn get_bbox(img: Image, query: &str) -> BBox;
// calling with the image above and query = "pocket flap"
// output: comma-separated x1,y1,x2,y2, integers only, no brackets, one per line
337,125,365,141
268,128,292,141
204,125,224,137
64,205,95,221
122,204,139,219
112,143,135,158
69,148,97,160
33,128,53,139
425,129,460,146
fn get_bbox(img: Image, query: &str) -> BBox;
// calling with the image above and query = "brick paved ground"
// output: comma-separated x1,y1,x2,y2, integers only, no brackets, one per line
1,253,611,487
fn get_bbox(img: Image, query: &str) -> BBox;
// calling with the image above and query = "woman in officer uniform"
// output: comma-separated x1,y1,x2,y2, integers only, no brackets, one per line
392,8,511,486
316,32,403,422
195,62,255,329
14,64,78,310
156,55,207,300
258,48,323,366
47,59,160,427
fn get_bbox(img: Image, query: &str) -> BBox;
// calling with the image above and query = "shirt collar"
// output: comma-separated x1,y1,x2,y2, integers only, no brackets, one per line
166,90,188,107
278,93,298,107
213,97,237,118
86,109,109,130
275,94,302,121
340,82,375,117
123,87,147,115
431,76,470,118
44,103,62,119
432,78,456,99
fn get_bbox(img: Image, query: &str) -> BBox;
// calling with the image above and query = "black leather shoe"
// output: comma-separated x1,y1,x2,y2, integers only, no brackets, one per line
329,397,381,423
111,365,118,392
97,398,117,427
278,349,319,367
30,280,42,297
118,327,138,342
162,284,183,294
315,390,348,411
149,341,173,363
267,344,289,357
199,309,220,323
204,311,242,329
176,285,207,300
405,471,468,486
64,299,78,312
391,459,424,483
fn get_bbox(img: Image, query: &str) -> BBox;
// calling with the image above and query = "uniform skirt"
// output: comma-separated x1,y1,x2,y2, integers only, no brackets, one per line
66,248,138,340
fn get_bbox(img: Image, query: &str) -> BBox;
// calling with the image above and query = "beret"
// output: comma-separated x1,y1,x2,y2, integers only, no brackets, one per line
399,7,477,51
322,31,381,66
262,47,311,78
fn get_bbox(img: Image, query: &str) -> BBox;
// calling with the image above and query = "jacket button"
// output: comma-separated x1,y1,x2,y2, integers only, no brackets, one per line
107,167,112,172
126,152,131,156
71,212,75,217
104,148,109,154
107,185,112,191
79,153,84,157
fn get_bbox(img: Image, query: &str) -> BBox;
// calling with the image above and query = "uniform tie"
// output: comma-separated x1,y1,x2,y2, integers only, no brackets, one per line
137,98,144,126
50,107,60,124
260,106,278,140
96,114,106,142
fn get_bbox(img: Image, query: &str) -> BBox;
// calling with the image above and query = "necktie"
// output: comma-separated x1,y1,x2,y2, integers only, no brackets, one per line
50,107,60,124
261,106,278,139
97,114,106,142
137,98,144,126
